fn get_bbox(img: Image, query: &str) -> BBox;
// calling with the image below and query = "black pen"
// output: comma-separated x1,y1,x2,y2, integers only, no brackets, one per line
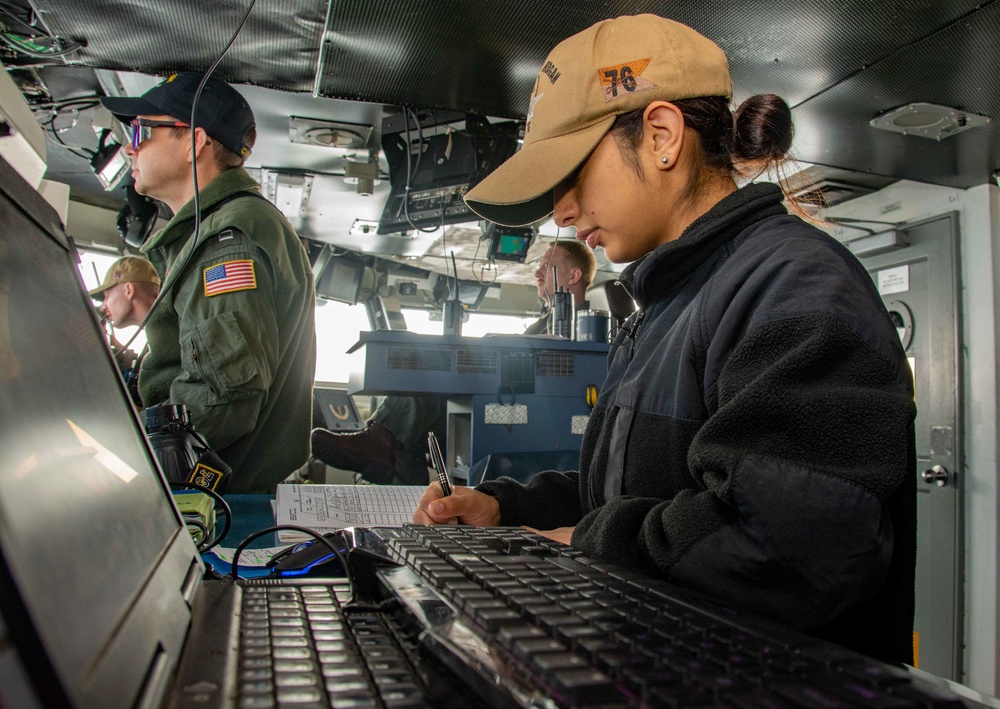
427,432,453,496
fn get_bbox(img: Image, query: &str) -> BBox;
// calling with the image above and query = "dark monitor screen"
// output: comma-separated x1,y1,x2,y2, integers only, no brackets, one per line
453,279,490,309
0,161,179,705
313,387,363,431
378,115,520,234
316,256,364,304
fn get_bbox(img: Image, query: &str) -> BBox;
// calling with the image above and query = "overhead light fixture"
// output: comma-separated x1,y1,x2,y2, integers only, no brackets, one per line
343,157,381,196
289,117,373,149
262,170,313,220
870,102,990,140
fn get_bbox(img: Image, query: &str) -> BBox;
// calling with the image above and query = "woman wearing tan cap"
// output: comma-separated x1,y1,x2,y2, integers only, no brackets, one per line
415,14,915,666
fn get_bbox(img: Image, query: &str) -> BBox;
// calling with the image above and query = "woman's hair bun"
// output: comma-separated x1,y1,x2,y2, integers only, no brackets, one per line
733,94,794,164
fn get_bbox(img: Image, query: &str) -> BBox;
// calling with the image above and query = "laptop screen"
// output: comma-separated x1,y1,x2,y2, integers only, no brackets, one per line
0,171,181,703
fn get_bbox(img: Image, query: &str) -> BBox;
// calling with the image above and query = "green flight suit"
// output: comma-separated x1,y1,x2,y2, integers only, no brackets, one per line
140,167,316,493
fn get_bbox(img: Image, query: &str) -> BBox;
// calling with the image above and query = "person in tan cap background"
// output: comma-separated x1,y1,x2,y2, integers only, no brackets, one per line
89,255,160,329
415,14,916,667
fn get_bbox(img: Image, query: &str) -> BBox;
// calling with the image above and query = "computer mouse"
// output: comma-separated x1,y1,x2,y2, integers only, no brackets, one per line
267,533,347,578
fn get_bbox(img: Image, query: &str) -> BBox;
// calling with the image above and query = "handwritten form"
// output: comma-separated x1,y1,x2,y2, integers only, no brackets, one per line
274,484,424,541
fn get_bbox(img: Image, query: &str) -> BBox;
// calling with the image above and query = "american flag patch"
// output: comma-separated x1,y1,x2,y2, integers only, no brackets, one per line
203,259,256,296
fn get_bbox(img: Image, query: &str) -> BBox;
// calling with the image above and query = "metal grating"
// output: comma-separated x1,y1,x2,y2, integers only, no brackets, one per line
386,347,452,371
792,0,1000,188
456,349,497,374
8,0,1000,210
310,0,987,117
536,352,574,378
37,0,325,90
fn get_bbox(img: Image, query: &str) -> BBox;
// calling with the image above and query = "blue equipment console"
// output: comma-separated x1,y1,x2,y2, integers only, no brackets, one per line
347,331,610,476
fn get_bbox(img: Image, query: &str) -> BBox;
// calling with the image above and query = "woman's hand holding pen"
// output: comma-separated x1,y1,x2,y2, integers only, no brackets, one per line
413,485,501,527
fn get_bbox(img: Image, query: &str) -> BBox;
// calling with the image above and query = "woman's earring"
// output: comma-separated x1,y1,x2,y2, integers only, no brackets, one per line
660,156,669,164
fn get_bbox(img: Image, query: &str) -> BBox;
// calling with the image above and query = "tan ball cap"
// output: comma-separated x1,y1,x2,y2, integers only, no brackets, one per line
465,14,732,227
88,256,161,301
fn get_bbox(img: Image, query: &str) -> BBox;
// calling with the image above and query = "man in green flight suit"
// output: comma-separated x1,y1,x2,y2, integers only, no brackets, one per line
101,73,316,493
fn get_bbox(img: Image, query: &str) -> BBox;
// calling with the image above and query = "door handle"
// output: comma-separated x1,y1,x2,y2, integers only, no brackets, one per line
921,464,949,487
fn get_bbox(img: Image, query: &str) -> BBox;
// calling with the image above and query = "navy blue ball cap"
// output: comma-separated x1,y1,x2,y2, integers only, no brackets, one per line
100,72,255,158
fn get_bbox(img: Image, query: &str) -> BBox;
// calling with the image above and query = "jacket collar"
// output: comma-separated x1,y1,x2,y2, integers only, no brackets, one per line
619,182,786,308
142,167,260,252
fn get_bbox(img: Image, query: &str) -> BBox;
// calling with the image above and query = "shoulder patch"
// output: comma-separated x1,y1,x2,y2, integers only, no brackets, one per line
203,259,257,297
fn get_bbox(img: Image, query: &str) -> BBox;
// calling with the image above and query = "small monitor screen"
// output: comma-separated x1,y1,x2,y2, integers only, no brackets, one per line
313,387,362,431
488,226,533,263
316,256,364,304
454,279,489,309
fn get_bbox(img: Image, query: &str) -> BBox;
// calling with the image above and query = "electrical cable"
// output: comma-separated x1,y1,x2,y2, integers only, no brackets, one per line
184,517,209,545
0,32,80,58
0,3,39,35
168,480,233,553
228,525,359,603
115,0,257,357
37,100,102,158
400,108,444,234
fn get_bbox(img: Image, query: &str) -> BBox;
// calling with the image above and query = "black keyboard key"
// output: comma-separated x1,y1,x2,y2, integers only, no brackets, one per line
474,607,523,631
549,668,622,707
811,677,916,709
512,637,567,662
726,689,799,708
840,662,914,688
622,666,682,693
529,651,590,674
574,636,627,661
645,680,717,708
772,682,860,708
889,684,968,708
496,624,547,649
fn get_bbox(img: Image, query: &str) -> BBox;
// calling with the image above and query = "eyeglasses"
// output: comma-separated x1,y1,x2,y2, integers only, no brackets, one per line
128,118,189,150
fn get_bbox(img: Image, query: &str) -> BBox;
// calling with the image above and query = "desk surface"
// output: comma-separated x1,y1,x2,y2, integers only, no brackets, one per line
203,494,283,577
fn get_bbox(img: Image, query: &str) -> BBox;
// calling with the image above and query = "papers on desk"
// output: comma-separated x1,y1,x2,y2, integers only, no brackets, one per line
211,545,289,568
274,484,425,542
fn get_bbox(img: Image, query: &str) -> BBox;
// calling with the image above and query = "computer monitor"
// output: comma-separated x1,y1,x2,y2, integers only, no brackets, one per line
0,155,185,707
487,225,534,263
377,113,519,234
315,254,364,304
313,386,363,432
452,279,490,310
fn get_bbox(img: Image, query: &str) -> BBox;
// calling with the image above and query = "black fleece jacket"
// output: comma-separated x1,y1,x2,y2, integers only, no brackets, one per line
477,183,917,665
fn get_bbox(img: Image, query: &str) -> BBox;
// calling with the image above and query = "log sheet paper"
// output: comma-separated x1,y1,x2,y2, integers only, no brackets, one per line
275,484,425,541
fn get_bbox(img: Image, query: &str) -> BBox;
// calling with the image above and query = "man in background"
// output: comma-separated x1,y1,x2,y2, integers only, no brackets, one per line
311,240,597,485
89,255,160,329
100,72,316,493
89,255,160,402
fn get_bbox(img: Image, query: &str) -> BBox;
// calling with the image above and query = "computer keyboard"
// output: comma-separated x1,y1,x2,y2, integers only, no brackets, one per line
236,581,434,709
361,524,982,709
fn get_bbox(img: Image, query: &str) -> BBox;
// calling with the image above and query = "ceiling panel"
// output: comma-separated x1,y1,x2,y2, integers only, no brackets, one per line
4,0,999,258
791,0,1000,187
